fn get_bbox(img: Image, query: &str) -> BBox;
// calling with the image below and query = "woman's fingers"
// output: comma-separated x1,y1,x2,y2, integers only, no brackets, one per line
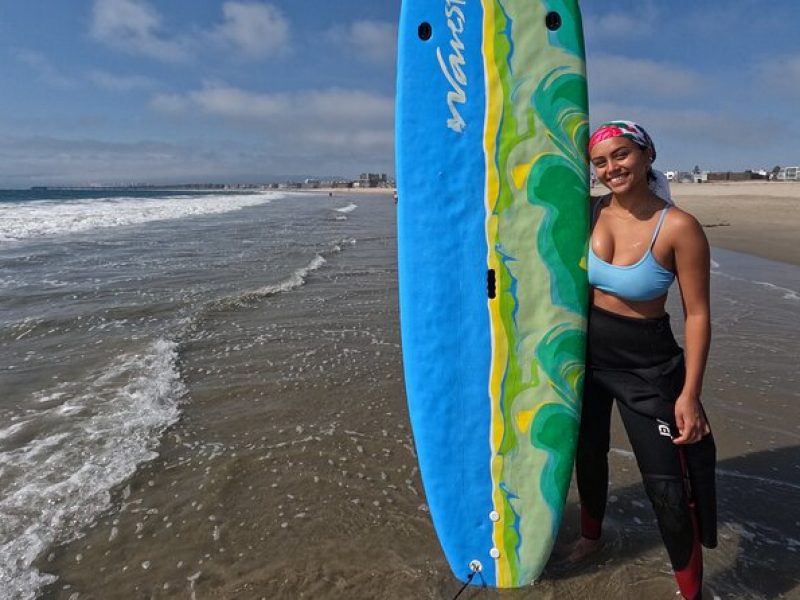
673,419,705,444
673,399,711,444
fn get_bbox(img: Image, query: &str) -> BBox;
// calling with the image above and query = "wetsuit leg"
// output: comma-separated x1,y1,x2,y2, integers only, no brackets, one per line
616,400,703,600
575,370,614,540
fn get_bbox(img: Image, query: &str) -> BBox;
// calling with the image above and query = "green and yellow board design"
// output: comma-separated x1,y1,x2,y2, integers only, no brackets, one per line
484,0,589,586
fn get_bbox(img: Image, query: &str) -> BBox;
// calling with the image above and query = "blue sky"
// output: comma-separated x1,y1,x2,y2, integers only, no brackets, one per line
0,0,798,186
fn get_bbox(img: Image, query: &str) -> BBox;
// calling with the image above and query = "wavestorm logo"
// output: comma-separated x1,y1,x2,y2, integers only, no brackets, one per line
436,0,467,133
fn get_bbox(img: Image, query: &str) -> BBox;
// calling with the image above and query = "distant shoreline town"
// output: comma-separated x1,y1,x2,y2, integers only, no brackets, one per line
29,173,396,192
662,165,799,183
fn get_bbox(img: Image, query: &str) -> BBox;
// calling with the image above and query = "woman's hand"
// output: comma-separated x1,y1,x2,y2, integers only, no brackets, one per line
672,393,710,445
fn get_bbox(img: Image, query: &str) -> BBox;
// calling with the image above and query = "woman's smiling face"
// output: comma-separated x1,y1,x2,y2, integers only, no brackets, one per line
590,137,651,194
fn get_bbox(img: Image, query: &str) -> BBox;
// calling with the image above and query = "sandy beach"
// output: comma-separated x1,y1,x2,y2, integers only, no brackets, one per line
671,182,800,267
16,187,799,599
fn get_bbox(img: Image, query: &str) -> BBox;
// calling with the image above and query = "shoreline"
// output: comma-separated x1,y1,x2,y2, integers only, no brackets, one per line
1,186,397,195
306,187,395,195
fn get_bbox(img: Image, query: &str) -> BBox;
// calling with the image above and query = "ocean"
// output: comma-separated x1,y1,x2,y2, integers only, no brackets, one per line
0,189,798,599
0,188,372,598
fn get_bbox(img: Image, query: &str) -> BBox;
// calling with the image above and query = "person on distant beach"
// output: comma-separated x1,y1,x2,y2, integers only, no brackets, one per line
571,120,717,600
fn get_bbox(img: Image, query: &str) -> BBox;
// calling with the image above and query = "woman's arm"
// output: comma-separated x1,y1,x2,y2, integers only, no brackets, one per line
671,211,712,444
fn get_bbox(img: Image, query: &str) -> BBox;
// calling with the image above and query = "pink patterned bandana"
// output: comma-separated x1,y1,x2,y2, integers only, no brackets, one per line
588,120,656,161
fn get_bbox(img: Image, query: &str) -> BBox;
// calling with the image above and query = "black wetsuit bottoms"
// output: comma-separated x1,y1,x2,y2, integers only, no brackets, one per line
577,306,717,600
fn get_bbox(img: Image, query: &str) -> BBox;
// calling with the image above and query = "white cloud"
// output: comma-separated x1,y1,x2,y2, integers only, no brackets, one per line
759,55,800,98
588,54,706,98
150,83,394,160
583,2,658,41
90,0,292,62
15,49,157,93
213,2,290,58
90,0,189,62
180,85,290,120
156,83,393,127
88,70,156,92
149,93,191,114
15,49,78,88
328,20,397,65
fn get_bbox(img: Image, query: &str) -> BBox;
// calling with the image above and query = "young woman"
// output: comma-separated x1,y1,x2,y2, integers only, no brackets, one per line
573,121,717,600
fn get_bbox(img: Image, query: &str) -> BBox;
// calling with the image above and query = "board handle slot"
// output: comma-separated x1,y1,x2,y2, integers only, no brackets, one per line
545,12,562,31
487,269,497,299
418,22,432,41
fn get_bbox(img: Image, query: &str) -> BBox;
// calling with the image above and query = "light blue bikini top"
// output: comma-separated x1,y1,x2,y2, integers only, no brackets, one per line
587,198,675,302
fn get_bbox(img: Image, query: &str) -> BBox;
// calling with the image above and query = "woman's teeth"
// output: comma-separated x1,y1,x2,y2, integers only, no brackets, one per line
610,174,628,185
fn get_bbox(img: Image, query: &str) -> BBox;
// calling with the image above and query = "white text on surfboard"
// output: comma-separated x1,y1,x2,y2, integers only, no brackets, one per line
436,0,467,133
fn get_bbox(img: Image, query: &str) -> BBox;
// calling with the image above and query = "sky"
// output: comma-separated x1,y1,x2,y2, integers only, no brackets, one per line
0,0,798,187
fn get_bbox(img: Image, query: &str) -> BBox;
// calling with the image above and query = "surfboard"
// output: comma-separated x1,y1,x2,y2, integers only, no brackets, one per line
395,0,590,588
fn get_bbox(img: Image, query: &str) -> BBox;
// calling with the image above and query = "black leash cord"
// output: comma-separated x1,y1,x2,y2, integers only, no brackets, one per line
451,572,476,600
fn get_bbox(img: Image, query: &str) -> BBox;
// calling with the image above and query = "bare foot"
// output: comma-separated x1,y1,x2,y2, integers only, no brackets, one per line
561,536,602,563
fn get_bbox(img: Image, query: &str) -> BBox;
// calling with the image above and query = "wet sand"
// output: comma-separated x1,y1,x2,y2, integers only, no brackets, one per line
35,191,800,599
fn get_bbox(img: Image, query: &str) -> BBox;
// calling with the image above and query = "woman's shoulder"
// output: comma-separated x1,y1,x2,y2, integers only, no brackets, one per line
662,204,707,246
664,204,702,230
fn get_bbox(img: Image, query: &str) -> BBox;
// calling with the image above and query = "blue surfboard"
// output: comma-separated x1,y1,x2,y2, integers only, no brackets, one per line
396,0,590,587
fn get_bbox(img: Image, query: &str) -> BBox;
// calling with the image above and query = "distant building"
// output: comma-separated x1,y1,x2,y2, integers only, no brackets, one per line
330,180,354,188
358,173,389,188
778,167,799,181
707,171,767,182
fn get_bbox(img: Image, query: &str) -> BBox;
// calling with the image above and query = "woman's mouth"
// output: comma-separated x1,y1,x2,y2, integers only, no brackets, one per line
608,173,629,186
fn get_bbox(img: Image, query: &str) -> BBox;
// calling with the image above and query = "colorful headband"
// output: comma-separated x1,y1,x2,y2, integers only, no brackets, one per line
588,120,656,162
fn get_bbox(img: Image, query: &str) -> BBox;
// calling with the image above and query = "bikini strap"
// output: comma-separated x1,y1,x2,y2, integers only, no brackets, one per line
649,206,670,249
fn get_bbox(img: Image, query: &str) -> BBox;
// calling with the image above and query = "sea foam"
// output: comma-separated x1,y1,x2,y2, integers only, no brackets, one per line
0,192,281,243
0,339,185,599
